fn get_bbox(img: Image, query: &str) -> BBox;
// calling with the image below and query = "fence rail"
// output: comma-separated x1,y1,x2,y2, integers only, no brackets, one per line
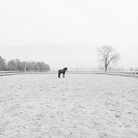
104,71,138,78
67,71,138,78
0,70,52,76
0,70,138,78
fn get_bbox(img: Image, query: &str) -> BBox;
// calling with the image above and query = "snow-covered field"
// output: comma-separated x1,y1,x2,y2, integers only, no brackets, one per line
0,74,138,138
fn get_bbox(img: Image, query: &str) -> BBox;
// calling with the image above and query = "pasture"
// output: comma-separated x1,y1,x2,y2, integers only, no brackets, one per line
0,74,138,138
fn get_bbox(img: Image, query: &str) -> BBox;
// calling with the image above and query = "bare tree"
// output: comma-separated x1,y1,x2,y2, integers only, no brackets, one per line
97,45,120,71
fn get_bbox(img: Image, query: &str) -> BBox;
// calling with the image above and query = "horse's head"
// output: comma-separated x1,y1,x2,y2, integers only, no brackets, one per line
63,67,68,71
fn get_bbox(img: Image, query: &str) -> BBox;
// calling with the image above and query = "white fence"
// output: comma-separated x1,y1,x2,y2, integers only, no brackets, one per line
104,71,138,78
0,70,138,78
0,70,52,76
67,71,138,78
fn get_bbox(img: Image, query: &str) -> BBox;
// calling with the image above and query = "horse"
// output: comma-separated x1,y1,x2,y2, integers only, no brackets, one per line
58,67,68,78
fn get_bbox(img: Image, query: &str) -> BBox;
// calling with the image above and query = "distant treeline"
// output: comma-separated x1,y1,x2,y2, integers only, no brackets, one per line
0,56,50,71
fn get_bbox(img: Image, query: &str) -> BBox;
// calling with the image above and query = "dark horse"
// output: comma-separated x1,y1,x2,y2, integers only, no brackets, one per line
58,67,68,78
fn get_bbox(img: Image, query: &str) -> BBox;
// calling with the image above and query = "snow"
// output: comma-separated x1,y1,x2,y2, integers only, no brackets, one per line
0,74,138,138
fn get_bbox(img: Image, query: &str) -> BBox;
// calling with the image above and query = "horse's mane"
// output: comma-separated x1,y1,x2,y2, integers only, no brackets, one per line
63,67,68,71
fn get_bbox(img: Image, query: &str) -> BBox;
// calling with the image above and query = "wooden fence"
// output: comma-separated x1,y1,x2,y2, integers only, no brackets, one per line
0,70,138,78
104,71,138,78
0,70,52,76
67,71,138,78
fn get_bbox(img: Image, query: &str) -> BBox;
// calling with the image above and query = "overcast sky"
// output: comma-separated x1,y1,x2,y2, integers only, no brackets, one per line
0,0,138,69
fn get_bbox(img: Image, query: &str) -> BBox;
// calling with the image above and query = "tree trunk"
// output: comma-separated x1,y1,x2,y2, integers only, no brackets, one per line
105,64,107,71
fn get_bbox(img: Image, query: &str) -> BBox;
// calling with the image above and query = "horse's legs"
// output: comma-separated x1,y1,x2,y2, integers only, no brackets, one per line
63,73,65,78
58,72,60,78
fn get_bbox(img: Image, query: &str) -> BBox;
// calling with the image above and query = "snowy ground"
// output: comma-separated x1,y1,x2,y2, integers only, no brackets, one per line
0,74,138,138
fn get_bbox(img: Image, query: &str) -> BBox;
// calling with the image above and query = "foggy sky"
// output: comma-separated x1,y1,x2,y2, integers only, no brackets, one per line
0,0,138,69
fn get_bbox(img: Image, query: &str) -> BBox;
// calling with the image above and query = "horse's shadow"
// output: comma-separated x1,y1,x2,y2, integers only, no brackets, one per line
58,67,68,78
